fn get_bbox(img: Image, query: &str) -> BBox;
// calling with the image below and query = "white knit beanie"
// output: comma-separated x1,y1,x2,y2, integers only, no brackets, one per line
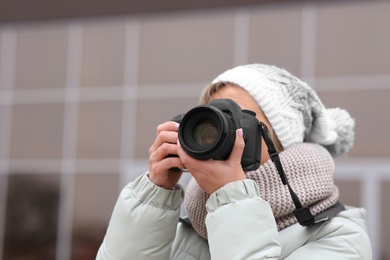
211,64,355,157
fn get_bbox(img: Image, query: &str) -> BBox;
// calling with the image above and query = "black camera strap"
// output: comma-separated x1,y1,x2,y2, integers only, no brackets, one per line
258,122,344,226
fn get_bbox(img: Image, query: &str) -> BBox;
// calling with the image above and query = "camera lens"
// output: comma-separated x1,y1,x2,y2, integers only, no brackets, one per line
175,99,261,171
194,121,218,145
178,105,236,160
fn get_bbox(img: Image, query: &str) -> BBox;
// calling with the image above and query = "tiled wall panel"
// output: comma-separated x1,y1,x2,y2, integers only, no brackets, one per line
0,105,9,159
77,101,123,159
138,12,236,85
81,20,127,87
318,89,390,157
316,1,390,77
0,1,389,259
10,103,65,159
3,174,60,259
0,32,3,90
248,5,303,76
14,24,68,90
71,173,119,259
335,180,361,207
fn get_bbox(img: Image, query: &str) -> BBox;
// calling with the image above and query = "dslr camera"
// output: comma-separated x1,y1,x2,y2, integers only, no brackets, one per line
172,99,262,171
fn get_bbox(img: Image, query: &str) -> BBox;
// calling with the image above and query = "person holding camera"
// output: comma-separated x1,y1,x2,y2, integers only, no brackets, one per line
97,64,372,259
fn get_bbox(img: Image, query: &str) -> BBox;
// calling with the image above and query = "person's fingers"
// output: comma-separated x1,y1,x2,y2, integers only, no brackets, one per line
228,128,245,165
149,156,185,175
150,143,179,162
149,130,178,155
156,121,179,135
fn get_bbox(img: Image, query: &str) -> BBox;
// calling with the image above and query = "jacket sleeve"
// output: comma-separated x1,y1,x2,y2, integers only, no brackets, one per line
205,179,281,260
96,172,184,260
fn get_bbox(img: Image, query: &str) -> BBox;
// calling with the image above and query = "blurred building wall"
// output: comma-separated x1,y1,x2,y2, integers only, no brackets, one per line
0,1,389,259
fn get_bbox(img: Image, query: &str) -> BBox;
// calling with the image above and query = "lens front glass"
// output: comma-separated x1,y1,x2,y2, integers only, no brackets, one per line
193,121,218,146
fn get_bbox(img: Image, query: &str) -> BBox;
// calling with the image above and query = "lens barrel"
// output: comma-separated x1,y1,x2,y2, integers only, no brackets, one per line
178,105,236,160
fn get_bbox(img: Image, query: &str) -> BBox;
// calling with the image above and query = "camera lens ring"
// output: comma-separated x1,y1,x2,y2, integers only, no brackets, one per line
178,105,235,160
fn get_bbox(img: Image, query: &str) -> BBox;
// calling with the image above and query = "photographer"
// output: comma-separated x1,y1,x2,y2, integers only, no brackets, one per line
97,64,372,259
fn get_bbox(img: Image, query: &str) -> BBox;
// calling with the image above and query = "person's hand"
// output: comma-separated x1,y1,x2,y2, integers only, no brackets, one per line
177,128,246,195
148,121,185,189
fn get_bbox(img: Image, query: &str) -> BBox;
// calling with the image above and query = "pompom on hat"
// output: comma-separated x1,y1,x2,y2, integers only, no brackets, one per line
211,64,355,157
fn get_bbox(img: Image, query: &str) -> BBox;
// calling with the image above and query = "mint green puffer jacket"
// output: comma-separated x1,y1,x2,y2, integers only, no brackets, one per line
96,173,372,260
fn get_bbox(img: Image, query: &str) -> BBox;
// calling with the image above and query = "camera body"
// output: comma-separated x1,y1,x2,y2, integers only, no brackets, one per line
172,99,262,171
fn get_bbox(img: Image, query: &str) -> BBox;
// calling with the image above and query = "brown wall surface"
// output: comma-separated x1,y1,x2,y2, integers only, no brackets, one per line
0,1,389,259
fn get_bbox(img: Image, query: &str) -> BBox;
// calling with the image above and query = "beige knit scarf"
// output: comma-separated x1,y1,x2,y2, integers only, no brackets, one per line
183,143,339,239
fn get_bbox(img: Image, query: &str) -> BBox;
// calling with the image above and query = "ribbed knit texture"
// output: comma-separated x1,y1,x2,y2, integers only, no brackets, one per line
211,64,355,157
184,143,339,239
